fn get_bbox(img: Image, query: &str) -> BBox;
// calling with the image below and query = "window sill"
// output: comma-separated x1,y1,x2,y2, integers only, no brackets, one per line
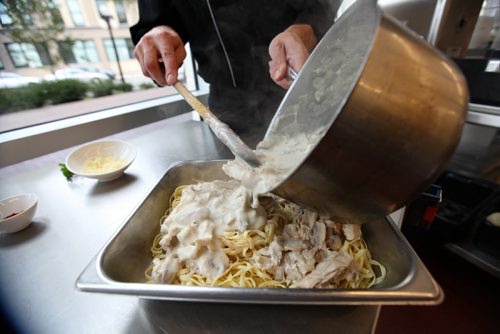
0,88,209,168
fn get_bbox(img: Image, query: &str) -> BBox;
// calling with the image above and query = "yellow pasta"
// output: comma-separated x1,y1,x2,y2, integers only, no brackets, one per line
145,184,386,289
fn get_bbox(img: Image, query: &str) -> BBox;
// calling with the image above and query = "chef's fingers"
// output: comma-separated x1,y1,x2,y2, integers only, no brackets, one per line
269,29,310,89
156,43,187,85
282,39,308,75
282,24,315,72
134,26,185,86
158,35,186,85
268,60,291,89
134,30,167,85
268,38,288,82
134,40,155,84
138,42,166,86
152,27,185,85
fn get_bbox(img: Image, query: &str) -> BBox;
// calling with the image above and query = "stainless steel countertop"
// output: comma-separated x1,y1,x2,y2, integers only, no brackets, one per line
0,116,379,333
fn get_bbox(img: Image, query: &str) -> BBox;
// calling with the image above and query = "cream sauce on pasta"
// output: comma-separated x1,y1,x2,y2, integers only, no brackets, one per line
153,180,267,283
150,183,379,288
154,130,330,284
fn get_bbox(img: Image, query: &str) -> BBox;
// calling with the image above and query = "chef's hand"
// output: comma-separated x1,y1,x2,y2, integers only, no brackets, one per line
268,24,317,89
134,25,186,86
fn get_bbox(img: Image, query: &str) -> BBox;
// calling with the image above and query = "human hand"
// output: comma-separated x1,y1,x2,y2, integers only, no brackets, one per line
134,25,186,86
268,24,317,89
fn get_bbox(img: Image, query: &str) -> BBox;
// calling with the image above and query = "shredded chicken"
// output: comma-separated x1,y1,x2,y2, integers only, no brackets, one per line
342,224,361,241
153,181,367,288
252,197,360,287
297,251,352,288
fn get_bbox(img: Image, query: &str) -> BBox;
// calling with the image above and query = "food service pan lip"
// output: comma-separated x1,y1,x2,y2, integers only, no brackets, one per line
76,159,443,305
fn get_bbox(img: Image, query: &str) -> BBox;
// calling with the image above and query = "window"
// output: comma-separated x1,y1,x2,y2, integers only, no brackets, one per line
103,38,134,61
95,0,106,16
0,1,198,135
6,43,51,68
0,0,12,26
0,1,33,27
467,0,499,57
59,40,100,64
115,2,127,24
67,0,85,27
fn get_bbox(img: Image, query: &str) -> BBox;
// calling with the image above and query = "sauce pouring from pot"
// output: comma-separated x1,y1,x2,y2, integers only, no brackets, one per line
225,0,468,225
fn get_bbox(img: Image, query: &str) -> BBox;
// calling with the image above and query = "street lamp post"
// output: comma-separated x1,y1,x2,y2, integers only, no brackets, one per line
98,8,125,84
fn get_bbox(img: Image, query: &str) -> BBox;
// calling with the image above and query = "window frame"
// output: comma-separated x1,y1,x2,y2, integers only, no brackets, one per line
0,91,209,168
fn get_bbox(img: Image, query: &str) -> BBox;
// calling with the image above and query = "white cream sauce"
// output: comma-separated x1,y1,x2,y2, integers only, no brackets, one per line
153,178,362,287
223,128,326,195
152,180,267,283
152,126,361,286
153,127,328,284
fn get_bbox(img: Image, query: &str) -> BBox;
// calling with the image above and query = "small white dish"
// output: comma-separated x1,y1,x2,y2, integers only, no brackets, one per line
0,193,38,233
66,140,136,182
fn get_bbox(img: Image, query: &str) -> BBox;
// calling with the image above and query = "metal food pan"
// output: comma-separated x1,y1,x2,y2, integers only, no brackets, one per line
76,160,443,305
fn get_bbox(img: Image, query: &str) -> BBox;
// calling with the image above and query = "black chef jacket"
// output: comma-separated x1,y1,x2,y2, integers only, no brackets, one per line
130,0,337,147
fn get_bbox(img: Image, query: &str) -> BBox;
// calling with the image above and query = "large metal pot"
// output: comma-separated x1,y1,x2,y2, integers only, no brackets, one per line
266,0,468,224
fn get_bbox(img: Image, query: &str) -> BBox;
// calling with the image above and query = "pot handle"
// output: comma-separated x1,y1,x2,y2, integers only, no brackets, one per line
287,67,298,82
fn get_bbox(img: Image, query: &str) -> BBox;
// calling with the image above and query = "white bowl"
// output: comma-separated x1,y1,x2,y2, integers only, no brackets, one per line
0,193,38,233
66,140,136,182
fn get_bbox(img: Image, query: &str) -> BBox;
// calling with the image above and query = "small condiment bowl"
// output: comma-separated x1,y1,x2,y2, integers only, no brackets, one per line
0,193,38,233
66,140,136,182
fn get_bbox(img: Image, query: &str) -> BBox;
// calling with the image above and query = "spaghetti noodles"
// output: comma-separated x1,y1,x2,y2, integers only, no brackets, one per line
145,181,385,288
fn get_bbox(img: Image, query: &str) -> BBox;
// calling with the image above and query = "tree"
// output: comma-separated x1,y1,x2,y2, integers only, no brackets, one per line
2,0,71,69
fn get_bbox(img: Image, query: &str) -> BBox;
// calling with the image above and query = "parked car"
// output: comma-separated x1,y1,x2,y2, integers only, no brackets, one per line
53,67,112,83
0,71,42,89
74,66,115,80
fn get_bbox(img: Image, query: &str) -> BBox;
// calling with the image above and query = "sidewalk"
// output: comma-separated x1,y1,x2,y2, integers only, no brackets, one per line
0,86,178,133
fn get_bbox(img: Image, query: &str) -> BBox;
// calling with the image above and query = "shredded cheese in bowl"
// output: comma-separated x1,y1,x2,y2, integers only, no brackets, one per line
83,155,127,174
